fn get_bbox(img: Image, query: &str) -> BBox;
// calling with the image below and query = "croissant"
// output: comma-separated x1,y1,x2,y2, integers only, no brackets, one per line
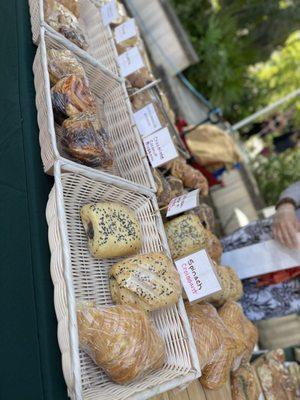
110,252,182,312
51,75,96,124
61,112,114,167
77,304,166,384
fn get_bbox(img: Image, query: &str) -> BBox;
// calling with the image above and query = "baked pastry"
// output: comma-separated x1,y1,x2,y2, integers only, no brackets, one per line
57,0,79,17
231,363,260,400
219,301,258,370
186,303,235,390
166,176,184,198
207,265,243,307
165,214,219,260
131,90,167,127
61,112,114,167
51,75,96,124
47,49,88,86
80,202,142,258
77,304,165,384
168,157,209,196
110,252,181,312
153,169,172,207
45,0,87,49
188,203,215,232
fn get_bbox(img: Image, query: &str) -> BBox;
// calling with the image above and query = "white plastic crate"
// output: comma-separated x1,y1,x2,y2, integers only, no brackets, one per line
46,160,200,400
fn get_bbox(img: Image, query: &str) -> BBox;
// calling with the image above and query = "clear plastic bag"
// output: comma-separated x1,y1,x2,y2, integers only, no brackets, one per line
231,363,260,400
47,49,88,86
186,302,235,390
187,203,215,232
77,303,166,384
45,0,88,49
57,0,79,17
51,75,96,124
61,112,114,168
153,169,172,207
109,252,182,312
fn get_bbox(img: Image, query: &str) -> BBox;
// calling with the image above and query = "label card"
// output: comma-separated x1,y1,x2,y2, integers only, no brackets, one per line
117,47,144,77
175,250,222,303
115,18,137,44
134,103,162,137
100,1,119,26
166,189,200,217
143,127,178,168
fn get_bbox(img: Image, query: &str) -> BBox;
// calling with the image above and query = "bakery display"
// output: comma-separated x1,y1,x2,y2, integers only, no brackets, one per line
45,0,88,49
77,303,165,384
80,202,142,258
51,75,96,124
110,252,182,312
186,302,235,390
207,265,243,307
164,214,222,262
61,112,114,167
231,363,260,400
47,49,88,86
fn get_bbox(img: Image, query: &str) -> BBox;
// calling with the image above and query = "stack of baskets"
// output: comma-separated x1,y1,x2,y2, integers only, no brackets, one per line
28,1,200,399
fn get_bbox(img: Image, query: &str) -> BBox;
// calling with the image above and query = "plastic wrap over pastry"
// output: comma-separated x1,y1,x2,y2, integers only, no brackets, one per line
61,112,114,167
80,202,142,258
219,301,258,370
188,203,215,232
231,363,260,400
131,90,168,127
77,303,166,384
207,265,243,307
57,0,79,17
51,75,96,124
47,49,88,86
96,0,128,27
166,176,184,198
45,0,88,49
110,252,182,312
203,229,223,264
168,157,209,196
153,169,172,207
186,303,235,390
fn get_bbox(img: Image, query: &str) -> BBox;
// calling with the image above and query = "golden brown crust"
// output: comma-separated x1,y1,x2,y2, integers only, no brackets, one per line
231,363,260,400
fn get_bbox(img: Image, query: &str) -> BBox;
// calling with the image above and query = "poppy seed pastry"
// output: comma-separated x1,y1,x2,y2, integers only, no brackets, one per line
109,252,182,312
80,202,142,259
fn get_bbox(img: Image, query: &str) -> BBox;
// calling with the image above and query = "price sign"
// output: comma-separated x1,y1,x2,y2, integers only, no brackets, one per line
100,1,119,26
143,127,178,168
134,103,162,137
115,18,137,44
117,47,144,77
175,250,222,303
166,189,200,217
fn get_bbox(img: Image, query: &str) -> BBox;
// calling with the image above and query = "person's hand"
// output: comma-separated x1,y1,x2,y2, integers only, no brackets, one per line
272,203,300,249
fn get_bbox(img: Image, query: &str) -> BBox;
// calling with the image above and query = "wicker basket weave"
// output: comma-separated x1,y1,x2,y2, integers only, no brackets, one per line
33,27,155,190
46,161,200,400
28,0,119,75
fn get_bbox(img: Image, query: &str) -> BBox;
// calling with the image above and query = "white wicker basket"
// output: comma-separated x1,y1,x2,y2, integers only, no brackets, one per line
33,27,155,190
28,0,119,75
46,160,200,400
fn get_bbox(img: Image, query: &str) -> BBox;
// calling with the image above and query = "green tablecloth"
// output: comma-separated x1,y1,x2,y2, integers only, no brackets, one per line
0,1,67,399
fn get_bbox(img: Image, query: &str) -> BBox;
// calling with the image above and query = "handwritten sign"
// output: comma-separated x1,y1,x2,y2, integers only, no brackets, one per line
134,103,162,137
115,18,137,44
143,127,178,167
175,250,221,303
166,189,200,217
117,47,144,77
100,1,119,26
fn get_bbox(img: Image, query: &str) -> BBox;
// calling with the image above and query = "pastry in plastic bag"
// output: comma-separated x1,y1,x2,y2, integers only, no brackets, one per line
231,363,260,400
153,169,172,207
131,90,168,127
45,0,88,49
51,75,96,124
188,203,215,232
186,302,235,390
57,0,79,17
203,229,223,264
110,252,182,312
77,303,165,384
80,202,142,258
219,301,258,369
168,157,209,195
207,265,243,307
166,176,184,198
61,112,114,167
47,49,88,86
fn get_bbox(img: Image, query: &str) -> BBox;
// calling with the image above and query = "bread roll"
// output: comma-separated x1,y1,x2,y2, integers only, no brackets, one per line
231,363,260,400
186,302,235,390
110,252,181,312
61,112,114,167
187,203,215,232
80,202,142,258
51,75,96,124
203,229,223,264
77,304,165,384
